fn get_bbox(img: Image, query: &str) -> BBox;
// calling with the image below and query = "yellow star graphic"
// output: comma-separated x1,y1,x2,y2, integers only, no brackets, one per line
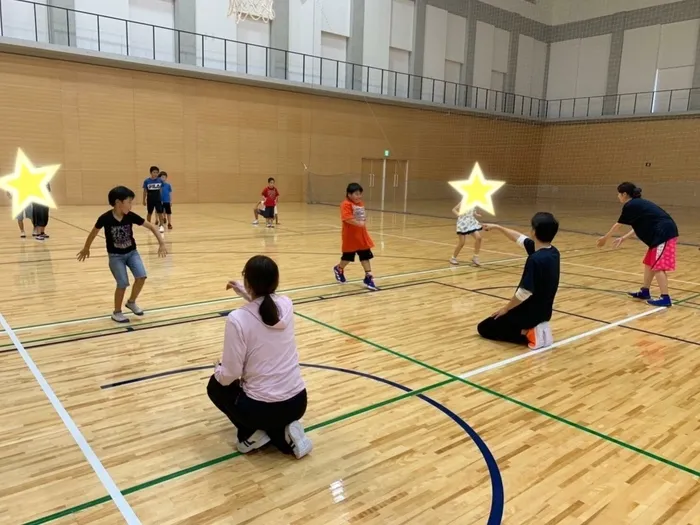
0,149,60,219
449,162,505,216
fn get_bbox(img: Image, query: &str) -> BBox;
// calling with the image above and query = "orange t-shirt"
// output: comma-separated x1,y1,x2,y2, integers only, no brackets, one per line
340,199,374,253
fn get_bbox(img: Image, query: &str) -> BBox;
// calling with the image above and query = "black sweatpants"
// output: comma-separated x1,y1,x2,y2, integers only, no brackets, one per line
207,376,307,454
477,311,529,345
32,204,49,228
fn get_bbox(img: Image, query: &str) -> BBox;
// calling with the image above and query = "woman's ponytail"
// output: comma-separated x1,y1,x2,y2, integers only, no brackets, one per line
259,294,280,326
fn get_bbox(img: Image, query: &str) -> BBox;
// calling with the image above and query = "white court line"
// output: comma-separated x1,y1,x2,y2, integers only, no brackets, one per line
3,255,524,335
457,306,665,381
373,230,700,288
0,313,141,524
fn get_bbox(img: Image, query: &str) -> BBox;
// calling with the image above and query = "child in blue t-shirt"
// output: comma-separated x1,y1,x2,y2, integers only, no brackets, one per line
160,172,173,230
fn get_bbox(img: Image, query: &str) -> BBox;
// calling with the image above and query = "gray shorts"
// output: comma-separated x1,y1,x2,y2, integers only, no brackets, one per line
15,204,32,221
108,250,147,289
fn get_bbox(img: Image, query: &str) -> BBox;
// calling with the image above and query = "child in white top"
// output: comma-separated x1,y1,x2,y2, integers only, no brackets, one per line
450,203,483,266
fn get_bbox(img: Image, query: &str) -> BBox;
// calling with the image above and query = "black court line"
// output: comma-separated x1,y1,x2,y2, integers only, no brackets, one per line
433,281,700,348
0,280,436,354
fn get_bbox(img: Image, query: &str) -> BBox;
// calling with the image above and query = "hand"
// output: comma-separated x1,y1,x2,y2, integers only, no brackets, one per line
596,236,607,248
612,237,625,249
492,307,509,319
482,224,498,232
76,248,90,262
226,280,247,297
158,243,168,257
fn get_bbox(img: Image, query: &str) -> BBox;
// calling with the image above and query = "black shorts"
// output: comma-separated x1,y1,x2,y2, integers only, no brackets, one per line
147,200,164,214
263,206,275,219
162,202,172,215
341,249,373,262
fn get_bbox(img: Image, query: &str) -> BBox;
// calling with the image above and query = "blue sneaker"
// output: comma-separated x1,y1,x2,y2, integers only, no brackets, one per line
333,265,346,283
629,288,651,300
363,274,379,291
647,295,672,307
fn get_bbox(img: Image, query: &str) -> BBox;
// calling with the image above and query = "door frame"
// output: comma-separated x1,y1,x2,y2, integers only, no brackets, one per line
361,157,409,211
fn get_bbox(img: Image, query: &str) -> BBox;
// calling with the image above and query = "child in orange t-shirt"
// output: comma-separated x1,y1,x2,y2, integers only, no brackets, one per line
333,183,379,291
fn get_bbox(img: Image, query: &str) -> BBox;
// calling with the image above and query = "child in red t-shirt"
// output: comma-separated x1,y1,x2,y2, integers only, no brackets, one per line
261,177,279,228
333,183,379,291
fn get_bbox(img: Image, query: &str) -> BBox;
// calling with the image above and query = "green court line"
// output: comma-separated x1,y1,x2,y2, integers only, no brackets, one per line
23,376,456,525
295,312,700,478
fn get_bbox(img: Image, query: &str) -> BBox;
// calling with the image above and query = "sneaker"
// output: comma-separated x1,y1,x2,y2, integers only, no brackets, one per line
526,322,552,350
333,265,347,283
35,234,45,241
111,311,129,323
252,220,259,225
647,295,672,307
168,224,173,230
42,234,50,239
363,274,379,291
285,421,313,459
629,288,651,300
20,232,26,238
125,301,144,316
159,225,165,233
472,256,481,266
450,257,459,265
237,430,271,453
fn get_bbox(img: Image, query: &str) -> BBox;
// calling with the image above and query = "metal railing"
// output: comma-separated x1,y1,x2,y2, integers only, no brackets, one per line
1,0,698,121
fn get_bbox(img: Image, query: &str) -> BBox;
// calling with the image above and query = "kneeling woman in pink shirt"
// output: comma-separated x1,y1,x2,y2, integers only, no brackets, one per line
208,255,312,459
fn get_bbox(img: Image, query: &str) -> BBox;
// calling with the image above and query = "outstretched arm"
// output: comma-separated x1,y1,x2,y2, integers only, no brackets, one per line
483,224,524,244
597,223,623,247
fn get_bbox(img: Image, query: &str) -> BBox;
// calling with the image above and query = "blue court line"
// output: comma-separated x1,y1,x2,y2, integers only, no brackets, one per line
98,362,504,525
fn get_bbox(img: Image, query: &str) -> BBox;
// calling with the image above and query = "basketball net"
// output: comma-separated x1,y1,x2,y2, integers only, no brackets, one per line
228,0,275,23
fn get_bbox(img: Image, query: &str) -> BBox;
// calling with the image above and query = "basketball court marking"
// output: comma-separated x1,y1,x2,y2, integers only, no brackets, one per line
2,254,526,334
19,304,687,525
0,313,141,525
376,231,700,287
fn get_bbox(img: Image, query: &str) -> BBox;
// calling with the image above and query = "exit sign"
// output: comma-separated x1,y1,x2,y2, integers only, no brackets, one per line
384,149,390,157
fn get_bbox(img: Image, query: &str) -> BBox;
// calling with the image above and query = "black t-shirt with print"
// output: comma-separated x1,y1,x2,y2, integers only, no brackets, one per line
617,198,678,248
509,238,560,328
95,211,145,255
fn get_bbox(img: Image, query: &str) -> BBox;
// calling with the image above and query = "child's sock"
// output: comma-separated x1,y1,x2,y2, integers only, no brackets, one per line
629,287,651,300
647,295,672,307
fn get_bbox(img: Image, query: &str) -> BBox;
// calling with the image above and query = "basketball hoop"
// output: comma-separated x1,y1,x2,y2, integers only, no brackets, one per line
228,0,275,23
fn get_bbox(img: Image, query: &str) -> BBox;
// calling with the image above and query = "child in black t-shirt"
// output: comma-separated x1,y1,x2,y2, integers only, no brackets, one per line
478,212,561,349
77,186,167,323
597,182,679,308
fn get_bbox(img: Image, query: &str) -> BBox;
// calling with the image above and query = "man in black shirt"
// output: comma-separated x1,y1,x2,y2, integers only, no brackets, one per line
478,212,561,349
597,182,679,307
77,186,167,323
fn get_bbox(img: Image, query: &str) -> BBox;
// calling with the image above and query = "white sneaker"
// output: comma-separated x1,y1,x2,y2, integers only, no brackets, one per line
159,225,165,233
237,430,271,453
252,220,259,225
472,256,481,266
285,420,313,459
125,301,144,316
450,257,459,265
526,322,553,350
111,311,129,323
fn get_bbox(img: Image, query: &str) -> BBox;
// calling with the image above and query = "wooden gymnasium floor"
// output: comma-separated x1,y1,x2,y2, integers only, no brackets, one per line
2,202,700,525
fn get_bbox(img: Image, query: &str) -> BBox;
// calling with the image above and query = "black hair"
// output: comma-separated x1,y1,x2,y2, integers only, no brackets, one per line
268,177,275,183
149,165,160,174
531,212,559,243
243,255,280,326
108,186,136,206
346,182,363,195
617,182,642,199
159,171,168,178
